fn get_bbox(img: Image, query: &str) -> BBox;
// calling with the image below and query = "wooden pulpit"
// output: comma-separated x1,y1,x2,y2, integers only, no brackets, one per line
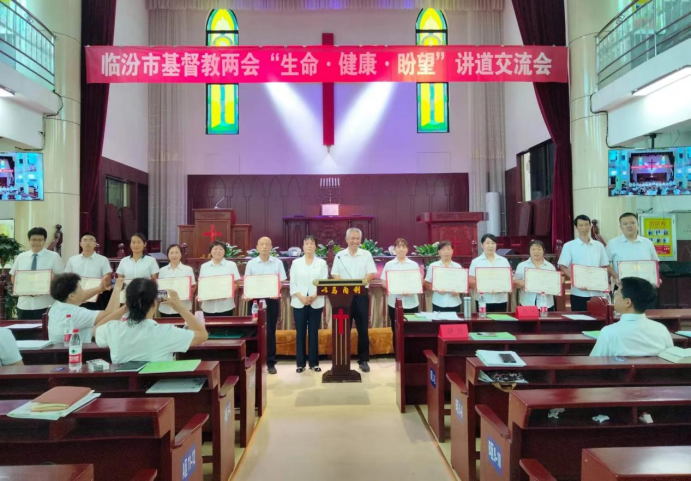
179,208,252,258
416,212,485,256
314,279,368,383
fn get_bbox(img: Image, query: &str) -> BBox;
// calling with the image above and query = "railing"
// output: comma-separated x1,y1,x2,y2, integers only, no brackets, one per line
0,0,55,90
596,0,691,89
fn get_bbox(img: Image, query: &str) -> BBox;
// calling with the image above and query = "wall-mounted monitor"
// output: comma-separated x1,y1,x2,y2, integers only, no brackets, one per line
608,147,691,196
0,152,44,201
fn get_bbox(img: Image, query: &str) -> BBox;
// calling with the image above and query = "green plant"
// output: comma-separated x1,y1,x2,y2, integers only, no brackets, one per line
361,238,384,256
224,243,243,258
0,234,23,273
316,241,342,258
413,242,439,257
247,247,280,258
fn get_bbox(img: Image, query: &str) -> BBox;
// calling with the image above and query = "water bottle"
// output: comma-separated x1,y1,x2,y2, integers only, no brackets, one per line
539,293,548,318
251,301,259,320
463,296,472,318
68,329,82,372
478,295,487,318
63,314,73,347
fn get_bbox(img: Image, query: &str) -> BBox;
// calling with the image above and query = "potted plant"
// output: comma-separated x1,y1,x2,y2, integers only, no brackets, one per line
316,240,341,258
0,234,23,319
224,243,243,259
361,238,384,256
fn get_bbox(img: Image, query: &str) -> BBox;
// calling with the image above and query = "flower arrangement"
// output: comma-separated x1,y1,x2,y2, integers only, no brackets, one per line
316,240,341,258
246,247,280,258
224,243,243,258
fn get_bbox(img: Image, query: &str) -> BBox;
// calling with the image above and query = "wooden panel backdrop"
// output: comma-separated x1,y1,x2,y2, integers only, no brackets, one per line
188,174,469,248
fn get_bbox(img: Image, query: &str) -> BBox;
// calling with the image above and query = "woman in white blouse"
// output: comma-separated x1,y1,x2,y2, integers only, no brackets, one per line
513,240,557,310
469,234,512,312
116,233,160,281
289,235,328,373
158,244,197,317
198,240,240,317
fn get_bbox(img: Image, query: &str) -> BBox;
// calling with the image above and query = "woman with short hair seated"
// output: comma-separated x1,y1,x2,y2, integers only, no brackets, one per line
95,278,208,364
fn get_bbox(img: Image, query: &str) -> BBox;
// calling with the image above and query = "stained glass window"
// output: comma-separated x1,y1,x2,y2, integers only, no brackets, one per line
206,9,239,135
416,8,449,133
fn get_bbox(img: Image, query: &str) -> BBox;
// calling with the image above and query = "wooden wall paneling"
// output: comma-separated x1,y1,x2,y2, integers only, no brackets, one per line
374,177,397,247
504,167,521,237
285,177,304,218
230,176,248,225
266,177,284,246
430,175,449,213
248,177,266,240
395,177,415,246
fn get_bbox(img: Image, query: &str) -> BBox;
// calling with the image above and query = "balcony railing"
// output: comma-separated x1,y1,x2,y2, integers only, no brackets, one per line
0,0,55,90
596,0,691,89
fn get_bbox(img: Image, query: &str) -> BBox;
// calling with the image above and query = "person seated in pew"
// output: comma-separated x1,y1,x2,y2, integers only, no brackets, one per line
590,277,673,357
95,278,208,364
0,327,23,366
48,274,129,343
513,239,557,311
157,244,196,318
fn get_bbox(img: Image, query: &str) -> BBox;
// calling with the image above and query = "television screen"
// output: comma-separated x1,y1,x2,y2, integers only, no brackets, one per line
608,147,691,196
0,152,44,201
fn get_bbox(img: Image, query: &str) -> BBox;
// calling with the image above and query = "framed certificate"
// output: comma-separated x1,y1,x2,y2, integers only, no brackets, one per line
13,270,52,296
385,269,423,295
80,277,103,303
243,274,281,299
618,260,660,287
198,274,235,301
157,276,192,301
571,265,609,292
475,267,512,294
432,266,469,294
524,269,563,296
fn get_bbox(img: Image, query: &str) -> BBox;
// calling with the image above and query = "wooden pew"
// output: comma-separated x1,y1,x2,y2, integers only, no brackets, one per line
426,333,689,442
0,464,94,481
0,321,43,340
476,386,691,481
0,397,206,481
0,362,237,481
17,340,257,449
395,297,612,413
449,356,691,481
614,308,691,332
519,459,556,481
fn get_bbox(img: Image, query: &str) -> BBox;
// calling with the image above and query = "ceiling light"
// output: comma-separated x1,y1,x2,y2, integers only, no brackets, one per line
632,67,691,96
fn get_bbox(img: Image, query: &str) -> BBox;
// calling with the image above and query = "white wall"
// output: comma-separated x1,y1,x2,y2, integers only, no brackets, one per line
502,0,550,170
103,0,149,173
181,10,471,175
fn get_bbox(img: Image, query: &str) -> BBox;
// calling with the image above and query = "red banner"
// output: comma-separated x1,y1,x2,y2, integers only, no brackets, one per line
85,45,567,84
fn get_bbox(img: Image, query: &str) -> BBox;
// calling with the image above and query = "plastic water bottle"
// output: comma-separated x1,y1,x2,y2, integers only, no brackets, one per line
251,301,259,320
68,329,82,372
539,293,548,318
63,314,73,347
478,295,487,318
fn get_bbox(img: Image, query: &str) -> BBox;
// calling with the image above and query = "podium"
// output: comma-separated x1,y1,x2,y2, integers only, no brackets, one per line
416,212,485,256
314,279,368,383
178,208,253,258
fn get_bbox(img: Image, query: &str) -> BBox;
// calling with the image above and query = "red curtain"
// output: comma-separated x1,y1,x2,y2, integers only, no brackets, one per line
511,0,573,250
80,0,117,234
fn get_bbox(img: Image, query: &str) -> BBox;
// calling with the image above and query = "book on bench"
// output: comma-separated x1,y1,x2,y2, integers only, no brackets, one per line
8,388,101,421
475,350,526,367
16,340,53,350
32,386,92,412
658,346,691,364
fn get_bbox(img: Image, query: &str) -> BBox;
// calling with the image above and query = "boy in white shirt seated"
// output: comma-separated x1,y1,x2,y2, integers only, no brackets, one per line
95,278,208,364
0,327,23,366
590,277,672,357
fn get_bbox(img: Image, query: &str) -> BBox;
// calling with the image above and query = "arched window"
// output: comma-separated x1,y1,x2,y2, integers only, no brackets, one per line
416,9,449,133
206,9,239,135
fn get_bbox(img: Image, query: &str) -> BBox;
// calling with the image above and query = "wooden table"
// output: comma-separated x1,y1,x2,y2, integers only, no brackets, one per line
0,362,236,481
0,397,206,481
0,321,43,340
450,356,691,481
476,386,691,481
0,464,94,481
582,446,691,480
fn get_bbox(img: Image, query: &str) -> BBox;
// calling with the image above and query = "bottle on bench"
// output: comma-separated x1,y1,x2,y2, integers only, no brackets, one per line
63,314,73,347
69,329,82,372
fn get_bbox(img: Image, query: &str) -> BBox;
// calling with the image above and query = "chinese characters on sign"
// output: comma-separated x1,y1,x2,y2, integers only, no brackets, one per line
87,45,567,84
640,214,677,261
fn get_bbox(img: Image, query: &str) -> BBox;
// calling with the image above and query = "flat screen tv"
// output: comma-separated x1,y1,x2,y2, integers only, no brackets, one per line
608,147,691,196
0,152,44,201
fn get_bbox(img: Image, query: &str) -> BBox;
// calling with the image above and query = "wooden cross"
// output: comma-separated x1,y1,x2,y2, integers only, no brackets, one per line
333,308,349,336
203,225,221,243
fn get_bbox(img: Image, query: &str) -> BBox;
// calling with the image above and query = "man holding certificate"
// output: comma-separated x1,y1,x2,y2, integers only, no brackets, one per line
513,240,558,309
244,237,287,375
10,227,64,320
381,238,420,350
469,234,512,312
331,228,377,373
558,215,610,312
606,212,659,285
198,240,241,317
65,232,112,310
424,240,464,312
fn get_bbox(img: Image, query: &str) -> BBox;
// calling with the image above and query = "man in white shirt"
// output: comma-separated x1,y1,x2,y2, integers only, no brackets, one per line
590,277,672,357
65,232,113,310
606,212,659,282
0,327,23,366
10,227,64,320
331,228,377,373
244,237,287,375
424,240,463,312
557,215,610,312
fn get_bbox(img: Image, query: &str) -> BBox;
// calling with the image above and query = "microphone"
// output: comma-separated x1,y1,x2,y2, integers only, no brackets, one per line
338,254,352,279
213,196,227,209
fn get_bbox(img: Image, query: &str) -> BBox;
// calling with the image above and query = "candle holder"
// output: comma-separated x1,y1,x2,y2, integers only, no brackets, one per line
320,177,340,216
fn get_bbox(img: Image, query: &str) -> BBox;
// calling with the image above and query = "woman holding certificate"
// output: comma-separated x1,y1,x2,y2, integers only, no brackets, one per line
469,234,512,312
116,233,160,281
381,238,420,349
198,240,240,317
158,244,196,317
289,235,328,373
513,240,557,310
424,240,463,312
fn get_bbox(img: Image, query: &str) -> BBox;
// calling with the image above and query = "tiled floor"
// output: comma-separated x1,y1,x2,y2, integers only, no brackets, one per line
231,357,456,481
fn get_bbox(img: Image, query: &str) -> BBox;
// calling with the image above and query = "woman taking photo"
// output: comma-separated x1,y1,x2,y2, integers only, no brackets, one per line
513,240,557,311
158,244,197,317
94,278,208,364
116,233,159,280
198,240,240,317
289,235,328,373
469,234,512,312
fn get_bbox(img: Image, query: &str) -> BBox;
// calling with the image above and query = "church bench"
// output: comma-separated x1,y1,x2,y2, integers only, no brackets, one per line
394,297,611,413
0,321,43,340
475,385,691,481
0,464,94,481
426,333,689,443
0,362,237,481
449,356,691,481
0,397,206,481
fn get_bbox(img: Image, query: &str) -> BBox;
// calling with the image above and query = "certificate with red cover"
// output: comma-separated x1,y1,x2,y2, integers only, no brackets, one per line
198,274,235,301
618,260,660,287
475,267,512,294
157,276,193,301
13,270,52,296
243,274,280,299
571,265,609,292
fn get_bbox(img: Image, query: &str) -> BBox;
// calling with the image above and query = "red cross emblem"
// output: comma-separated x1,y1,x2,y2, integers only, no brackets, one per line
203,225,221,242
333,309,349,336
